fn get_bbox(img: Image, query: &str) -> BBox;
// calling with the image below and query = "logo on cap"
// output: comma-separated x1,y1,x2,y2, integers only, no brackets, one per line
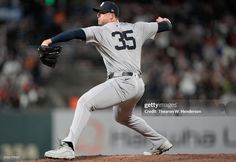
100,2,104,7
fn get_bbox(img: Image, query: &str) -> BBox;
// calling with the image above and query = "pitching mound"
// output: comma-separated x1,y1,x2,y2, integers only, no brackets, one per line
19,154,236,162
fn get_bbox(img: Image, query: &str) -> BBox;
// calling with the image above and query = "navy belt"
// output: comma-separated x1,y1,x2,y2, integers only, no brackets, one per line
108,72,141,79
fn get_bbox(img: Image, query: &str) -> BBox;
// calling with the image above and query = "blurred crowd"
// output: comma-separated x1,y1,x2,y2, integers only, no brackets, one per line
0,0,235,110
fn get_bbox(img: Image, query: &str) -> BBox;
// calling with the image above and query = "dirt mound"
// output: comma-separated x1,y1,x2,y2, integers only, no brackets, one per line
19,154,236,162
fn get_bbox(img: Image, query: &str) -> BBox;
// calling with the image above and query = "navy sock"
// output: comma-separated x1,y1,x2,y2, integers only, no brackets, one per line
64,141,74,151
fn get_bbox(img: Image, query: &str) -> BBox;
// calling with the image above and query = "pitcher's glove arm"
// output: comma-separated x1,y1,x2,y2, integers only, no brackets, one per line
38,45,62,68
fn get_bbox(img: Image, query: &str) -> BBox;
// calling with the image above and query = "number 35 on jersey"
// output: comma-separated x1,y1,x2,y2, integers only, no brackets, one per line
112,30,136,50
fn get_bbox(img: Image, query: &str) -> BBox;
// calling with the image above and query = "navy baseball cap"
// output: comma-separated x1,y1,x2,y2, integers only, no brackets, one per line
93,1,119,17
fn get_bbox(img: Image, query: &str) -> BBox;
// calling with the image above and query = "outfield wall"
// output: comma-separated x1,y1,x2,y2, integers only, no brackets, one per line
0,109,235,160
0,111,51,160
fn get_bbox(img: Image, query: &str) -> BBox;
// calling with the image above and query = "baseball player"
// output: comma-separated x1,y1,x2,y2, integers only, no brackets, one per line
41,1,173,159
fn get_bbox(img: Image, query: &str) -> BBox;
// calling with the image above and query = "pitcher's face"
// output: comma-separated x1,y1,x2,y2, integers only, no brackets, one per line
97,12,115,26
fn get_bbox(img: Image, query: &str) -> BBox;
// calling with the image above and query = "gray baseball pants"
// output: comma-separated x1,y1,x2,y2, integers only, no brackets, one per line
63,74,167,148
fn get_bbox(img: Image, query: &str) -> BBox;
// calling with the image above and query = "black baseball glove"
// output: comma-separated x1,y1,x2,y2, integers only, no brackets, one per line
38,45,62,68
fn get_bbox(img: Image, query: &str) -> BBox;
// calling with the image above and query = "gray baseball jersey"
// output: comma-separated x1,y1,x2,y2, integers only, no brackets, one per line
82,22,158,74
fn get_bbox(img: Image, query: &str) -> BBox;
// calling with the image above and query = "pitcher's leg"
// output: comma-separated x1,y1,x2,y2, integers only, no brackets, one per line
63,96,91,148
113,100,168,148
64,81,122,148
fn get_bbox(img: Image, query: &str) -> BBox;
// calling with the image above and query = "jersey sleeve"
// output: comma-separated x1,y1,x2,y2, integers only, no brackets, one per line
82,26,103,45
135,22,158,41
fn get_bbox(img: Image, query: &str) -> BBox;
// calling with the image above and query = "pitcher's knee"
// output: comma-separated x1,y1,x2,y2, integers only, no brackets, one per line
115,116,131,126
76,96,96,112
